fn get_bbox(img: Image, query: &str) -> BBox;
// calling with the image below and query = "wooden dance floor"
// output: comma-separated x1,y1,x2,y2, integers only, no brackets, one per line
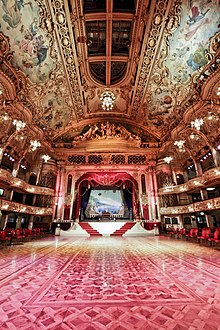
0,235,220,329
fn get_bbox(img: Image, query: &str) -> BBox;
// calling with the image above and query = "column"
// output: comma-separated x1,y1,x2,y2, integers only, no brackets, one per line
149,168,157,221
152,169,160,220
16,215,22,229
200,188,208,200
69,172,76,221
54,164,66,220
138,172,144,219
28,215,34,230
194,160,203,176
211,147,220,167
205,214,214,228
0,148,3,163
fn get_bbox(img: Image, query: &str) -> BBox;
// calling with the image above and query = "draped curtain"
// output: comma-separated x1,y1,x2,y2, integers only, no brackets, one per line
80,187,91,218
123,188,132,210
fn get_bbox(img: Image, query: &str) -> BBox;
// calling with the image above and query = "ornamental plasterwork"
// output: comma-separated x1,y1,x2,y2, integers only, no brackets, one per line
160,196,220,215
131,0,171,118
69,123,142,146
49,0,84,120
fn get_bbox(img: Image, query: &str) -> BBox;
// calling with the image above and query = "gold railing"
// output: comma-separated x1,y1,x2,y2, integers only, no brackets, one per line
0,168,54,195
159,167,220,195
160,196,220,215
0,199,53,215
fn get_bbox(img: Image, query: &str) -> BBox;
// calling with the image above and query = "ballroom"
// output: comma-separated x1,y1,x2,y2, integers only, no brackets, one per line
0,0,220,329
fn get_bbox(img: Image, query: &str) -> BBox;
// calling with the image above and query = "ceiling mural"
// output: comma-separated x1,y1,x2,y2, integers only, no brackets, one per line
142,0,219,134
0,0,56,83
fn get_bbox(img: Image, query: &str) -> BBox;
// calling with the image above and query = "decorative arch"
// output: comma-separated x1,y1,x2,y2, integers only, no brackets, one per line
73,172,139,221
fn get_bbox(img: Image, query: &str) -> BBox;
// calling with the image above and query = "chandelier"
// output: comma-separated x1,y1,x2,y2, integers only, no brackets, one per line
13,119,26,131
0,113,9,121
174,140,185,151
42,154,51,162
100,91,115,111
30,140,41,151
164,156,173,164
191,118,203,130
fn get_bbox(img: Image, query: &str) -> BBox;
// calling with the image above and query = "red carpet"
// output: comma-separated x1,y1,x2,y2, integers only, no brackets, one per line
79,222,102,236
0,236,219,329
110,222,135,236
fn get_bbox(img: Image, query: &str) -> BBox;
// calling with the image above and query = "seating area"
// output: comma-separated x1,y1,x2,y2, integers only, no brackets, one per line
0,228,47,246
166,227,220,248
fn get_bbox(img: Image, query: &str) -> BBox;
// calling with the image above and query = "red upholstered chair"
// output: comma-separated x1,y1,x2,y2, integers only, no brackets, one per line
199,228,211,245
189,228,198,241
213,229,220,248
12,229,25,243
0,230,11,245
179,228,186,239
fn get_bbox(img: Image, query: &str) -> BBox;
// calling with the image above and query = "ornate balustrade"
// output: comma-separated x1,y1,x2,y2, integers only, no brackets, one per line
160,196,220,215
0,169,54,195
159,167,220,195
0,199,53,215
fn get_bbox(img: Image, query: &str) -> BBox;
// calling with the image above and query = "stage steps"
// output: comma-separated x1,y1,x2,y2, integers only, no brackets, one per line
79,223,102,236
60,222,154,237
110,222,135,236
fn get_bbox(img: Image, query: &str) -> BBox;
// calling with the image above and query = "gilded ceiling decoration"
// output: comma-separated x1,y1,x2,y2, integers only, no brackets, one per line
0,0,219,157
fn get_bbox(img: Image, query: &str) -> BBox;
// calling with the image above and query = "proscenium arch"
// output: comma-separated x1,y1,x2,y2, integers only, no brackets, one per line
72,171,139,221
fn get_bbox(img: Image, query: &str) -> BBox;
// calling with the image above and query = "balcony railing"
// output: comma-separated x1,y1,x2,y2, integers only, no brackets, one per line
0,199,53,215
0,168,54,196
160,196,220,215
159,167,220,195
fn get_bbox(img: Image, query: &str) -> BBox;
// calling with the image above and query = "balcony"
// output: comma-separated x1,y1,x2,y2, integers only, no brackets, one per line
159,167,220,195
160,196,220,215
0,199,53,215
0,168,54,196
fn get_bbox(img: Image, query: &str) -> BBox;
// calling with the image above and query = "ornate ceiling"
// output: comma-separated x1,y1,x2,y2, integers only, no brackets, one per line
0,0,219,162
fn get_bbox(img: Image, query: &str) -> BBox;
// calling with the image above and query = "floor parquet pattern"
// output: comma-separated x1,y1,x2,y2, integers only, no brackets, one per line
0,236,219,329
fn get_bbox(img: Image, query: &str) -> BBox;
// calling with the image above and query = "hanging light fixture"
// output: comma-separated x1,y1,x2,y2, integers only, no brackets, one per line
191,118,203,131
0,112,9,121
100,91,115,111
164,156,173,164
30,140,41,151
42,154,51,162
13,119,26,131
174,140,185,151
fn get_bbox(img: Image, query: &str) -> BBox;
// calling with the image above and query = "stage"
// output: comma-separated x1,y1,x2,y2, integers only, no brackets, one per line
60,221,155,237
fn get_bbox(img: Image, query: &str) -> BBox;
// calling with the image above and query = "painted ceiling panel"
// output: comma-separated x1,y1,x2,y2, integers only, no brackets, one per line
0,0,219,146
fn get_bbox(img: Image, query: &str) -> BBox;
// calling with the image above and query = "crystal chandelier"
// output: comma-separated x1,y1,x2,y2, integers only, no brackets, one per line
164,156,173,164
174,140,185,151
30,140,41,151
100,91,115,111
42,154,51,162
191,118,203,130
0,113,9,121
13,119,26,131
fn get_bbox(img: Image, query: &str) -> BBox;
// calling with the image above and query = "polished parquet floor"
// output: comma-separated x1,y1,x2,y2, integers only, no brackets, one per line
0,235,220,330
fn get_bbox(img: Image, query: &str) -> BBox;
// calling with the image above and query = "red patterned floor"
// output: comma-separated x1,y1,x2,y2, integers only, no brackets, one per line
0,236,220,329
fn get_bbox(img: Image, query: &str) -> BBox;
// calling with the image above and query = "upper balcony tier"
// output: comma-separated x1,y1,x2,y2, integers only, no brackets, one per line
0,169,54,196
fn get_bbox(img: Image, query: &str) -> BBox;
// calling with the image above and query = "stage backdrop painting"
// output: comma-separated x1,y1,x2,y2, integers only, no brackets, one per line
84,189,126,219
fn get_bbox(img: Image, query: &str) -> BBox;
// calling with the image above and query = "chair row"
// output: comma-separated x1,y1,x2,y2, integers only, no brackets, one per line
0,227,46,246
167,227,220,248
